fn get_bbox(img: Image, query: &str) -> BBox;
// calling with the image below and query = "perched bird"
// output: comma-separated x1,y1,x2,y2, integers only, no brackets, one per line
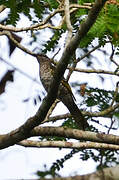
37,54,88,130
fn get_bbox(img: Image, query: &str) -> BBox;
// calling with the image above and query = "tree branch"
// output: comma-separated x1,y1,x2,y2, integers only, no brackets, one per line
69,68,119,77
64,0,73,46
44,102,119,124
0,5,6,13
28,126,119,145
18,139,119,150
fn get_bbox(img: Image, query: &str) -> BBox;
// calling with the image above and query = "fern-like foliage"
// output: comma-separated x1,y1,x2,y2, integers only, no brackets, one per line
80,3,119,47
0,0,46,25
42,29,65,53
44,0,58,10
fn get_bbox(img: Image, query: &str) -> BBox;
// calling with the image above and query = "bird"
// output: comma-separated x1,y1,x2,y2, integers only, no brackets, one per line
36,54,88,130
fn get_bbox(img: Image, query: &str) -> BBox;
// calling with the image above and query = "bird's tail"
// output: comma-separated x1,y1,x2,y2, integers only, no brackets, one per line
60,95,88,130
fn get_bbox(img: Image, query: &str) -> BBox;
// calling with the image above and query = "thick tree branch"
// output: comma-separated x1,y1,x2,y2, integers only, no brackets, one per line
18,139,119,150
28,126,119,145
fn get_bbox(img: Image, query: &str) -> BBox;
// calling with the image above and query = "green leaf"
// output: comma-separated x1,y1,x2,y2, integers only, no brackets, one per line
44,0,58,10
86,96,98,107
33,0,45,19
114,111,119,119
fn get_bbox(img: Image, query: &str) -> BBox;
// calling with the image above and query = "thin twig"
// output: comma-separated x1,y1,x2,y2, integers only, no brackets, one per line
110,43,119,66
107,117,116,134
111,81,119,106
43,99,60,123
45,103,119,121
52,48,61,59
66,54,77,81
77,44,102,62
41,102,119,124
68,67,119,77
